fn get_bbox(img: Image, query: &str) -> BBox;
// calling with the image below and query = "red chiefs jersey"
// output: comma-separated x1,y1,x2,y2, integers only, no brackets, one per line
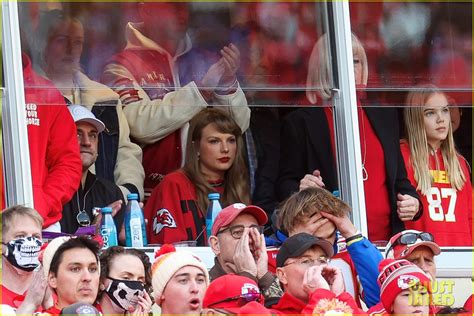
144,170,224,246
400,141,472,246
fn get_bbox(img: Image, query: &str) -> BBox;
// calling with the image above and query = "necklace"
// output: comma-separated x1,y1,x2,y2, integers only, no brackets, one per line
359,108,368,181
75,178,98,226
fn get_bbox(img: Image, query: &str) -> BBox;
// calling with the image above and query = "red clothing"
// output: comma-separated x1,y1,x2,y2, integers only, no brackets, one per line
368,301,437,315
400,141,472,246
464,294,472,312
358,108,391,242
271,289,365,315
302,289,366,315
1,285,26,311
1,285,46,313
107,49,182,199
367,302,386,315
270,292,306,314
41,306,61,316
22,55,82,227
325,105,391,242
144,170,223,246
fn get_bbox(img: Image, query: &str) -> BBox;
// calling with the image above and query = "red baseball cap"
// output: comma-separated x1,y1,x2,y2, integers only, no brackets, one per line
211,203,268,236
385,230,441,259
203,274,264,313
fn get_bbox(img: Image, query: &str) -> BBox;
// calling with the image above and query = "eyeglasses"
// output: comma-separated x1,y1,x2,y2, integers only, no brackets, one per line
76,210,91,227
393,232,434,248
284,256,330,267
217,225,264,239
208,292,262,308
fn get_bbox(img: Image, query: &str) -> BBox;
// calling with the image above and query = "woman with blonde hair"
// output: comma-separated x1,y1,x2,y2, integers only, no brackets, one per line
277,33,420,243
144,108,250,245
401,86,471,246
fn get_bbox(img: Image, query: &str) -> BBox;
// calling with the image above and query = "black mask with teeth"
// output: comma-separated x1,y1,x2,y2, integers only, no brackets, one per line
2,237,42,271
105,277,144,311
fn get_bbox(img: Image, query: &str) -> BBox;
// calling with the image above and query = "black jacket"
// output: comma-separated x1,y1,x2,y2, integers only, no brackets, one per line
277,106,421,235
60,171,125,235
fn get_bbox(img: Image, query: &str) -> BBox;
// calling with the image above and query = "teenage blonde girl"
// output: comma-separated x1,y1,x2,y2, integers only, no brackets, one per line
144,108,250,245
401,86,472,246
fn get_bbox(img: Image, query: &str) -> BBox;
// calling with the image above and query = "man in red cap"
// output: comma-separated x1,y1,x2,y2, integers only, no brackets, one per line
202,274,267,315
208,203,282,306
385,230,441,281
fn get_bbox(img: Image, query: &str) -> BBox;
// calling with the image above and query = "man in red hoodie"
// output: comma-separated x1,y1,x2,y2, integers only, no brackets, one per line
22,54,82,231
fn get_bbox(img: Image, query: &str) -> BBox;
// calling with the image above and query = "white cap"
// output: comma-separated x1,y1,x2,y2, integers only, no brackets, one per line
68,105,105,133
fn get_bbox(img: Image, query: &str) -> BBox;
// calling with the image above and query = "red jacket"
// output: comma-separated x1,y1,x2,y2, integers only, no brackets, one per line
22,55,82,227
271,289,366,315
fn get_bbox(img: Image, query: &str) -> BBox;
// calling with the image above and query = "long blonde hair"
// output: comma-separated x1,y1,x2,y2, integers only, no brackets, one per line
306,33,368,103
404,85,466,195
183,108,250,214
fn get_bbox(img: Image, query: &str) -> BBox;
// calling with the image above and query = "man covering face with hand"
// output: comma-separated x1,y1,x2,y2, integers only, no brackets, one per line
209,203,282,306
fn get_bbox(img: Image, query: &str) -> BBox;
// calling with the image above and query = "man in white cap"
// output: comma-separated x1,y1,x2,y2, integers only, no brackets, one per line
61,105,125,242
385,229,441,281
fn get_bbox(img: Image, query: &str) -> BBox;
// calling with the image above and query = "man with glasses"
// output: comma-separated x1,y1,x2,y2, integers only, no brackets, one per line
273,233,362,314
209,203,282,307
60,105,125,242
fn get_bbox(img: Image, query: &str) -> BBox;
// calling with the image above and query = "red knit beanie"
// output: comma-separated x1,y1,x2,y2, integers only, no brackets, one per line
378,259,431,311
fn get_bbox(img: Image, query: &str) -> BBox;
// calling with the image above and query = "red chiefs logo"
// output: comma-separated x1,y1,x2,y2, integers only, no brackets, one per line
397,275,419,290
153,208,177,234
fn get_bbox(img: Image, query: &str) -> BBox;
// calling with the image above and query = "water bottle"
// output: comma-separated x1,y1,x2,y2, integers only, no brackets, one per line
206,193,222,240
100,207,118,248
125,193,147,247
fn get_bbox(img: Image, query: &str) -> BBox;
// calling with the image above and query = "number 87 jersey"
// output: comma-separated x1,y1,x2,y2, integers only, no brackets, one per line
400,142,472,246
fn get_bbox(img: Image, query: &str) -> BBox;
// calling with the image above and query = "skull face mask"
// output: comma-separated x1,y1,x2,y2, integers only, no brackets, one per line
105,277,145,311
3,237,42,271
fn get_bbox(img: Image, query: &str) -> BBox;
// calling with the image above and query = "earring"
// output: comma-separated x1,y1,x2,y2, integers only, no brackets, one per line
197,152,200,159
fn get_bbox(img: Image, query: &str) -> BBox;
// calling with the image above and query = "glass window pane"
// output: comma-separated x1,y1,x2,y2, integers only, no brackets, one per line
350,2,472,246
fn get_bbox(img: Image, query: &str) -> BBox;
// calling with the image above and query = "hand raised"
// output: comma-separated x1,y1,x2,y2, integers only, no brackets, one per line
229,227,258,277
321,265,345,296
250,227,268,279
303,265,330,295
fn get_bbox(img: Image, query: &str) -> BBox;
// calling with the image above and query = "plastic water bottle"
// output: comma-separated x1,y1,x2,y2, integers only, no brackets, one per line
125,193,147,247
100,207,118,248
206,193,222,240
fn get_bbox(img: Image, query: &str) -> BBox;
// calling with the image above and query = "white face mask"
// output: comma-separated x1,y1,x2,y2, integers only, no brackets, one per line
2,236,42,271
105,277,145,312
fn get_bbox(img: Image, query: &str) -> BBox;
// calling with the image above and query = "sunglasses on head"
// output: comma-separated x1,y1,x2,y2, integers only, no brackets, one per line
396,232,434,245
388,232,434,254
208,292,262,308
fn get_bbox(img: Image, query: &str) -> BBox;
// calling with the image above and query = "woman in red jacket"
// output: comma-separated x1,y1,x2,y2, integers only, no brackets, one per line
144,108,250,245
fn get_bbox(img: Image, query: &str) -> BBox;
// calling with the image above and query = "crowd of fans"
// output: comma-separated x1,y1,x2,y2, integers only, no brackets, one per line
1,2,472,315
